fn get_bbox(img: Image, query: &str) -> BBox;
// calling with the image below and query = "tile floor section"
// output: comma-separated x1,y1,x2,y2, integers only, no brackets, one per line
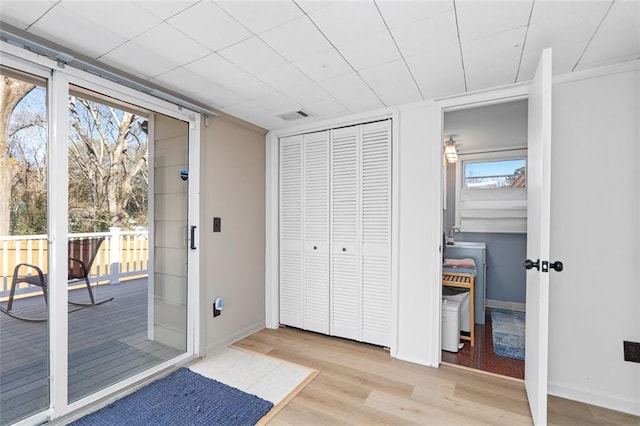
189,347,315,405
441,308,525,379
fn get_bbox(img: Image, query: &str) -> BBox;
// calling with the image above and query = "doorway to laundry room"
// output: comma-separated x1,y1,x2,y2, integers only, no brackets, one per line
440,99,528,379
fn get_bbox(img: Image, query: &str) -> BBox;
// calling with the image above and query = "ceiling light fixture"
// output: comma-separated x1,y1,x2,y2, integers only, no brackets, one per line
444,137,458,163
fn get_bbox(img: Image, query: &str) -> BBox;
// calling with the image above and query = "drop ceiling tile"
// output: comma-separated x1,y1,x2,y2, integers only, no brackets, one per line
529,0,610,25
218,36,288,75
359,59,414,89
377,0,454,30
154,67,212,95
190,84,246,109
220,101,271,120
374,82,423,107
254,63,313,91
319,72,384,112
247,114,292,131
216,0,303,34
293,48,352,82
391,10,458,58
253,90,300,113
296,0,335,15
461,27,526,72
0,1,53,29
100,40,179,79
59,1,161,40
184,53,275,99
29,5,126,58
577,29,640,71
517,40,588,82
336,30,401,70
455,0,532,41
133,0,199,21
133,22,211,65
305,97,350,119
597,0,639,35
405,46,466,99
284,83,331,105
309,1,388,46
525,2,610,45
167,1,252,51
260,16,333,62
465,56,520,92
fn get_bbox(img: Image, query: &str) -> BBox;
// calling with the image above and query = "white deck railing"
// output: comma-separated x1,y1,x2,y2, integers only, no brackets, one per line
1,227,148,299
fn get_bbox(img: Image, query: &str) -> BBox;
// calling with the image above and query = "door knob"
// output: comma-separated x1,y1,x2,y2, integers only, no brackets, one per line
550,261,563,272
524,259,540,270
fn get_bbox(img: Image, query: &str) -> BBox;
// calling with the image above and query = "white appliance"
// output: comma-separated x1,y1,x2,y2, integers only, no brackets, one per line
443,290,470,333
442,299,461,352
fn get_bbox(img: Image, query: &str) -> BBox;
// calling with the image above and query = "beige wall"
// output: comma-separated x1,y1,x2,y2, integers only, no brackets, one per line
200,113,267,353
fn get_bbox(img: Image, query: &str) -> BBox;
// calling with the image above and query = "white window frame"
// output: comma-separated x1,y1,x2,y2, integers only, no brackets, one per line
455,149,528,233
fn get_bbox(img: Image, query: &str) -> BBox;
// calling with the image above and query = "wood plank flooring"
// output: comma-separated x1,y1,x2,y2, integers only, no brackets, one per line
0,278,182,425
236,327,639,426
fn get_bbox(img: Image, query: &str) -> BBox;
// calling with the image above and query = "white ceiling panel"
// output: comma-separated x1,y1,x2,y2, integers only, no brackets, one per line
406,46,465,98
465,56,520,92
167,1,252,51
184,53,275,100
293,48,352,81
100,41,179,79
377,0,454,30
577,29,640,71
190,84,246,109
374,82,423,106
296,0,335,15
253,90,300,113
60,1,161,41
597,0,639,35
455,0,532,41
309,1,388,46
254,62,313,91
0,1,53,29
153,66,213,95
132,0,199,21
337,30,401,70
220,101,271,120
283,83,331,105
216,0,303,34
305,97,350,119
391,10,458,57
132,22,211,65
29,4,126,58
319,72,370,96
517,39,589,82
359,59,415,90
218,36,288,75
319,72,384,112
529,0,610,25
260,16,333,62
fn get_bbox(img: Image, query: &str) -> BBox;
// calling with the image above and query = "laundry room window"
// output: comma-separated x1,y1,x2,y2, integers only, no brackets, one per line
455,150,527,233
463,158,526,189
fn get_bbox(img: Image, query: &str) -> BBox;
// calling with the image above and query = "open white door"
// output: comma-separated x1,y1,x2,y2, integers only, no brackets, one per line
525,48,553,425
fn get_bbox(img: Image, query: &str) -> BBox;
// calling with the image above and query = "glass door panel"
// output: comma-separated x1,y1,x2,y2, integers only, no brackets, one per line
0,67,49,423
66,90,186,403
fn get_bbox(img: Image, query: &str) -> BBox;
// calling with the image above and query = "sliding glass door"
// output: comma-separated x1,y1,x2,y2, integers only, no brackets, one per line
0,66,50,424
0,52,199,424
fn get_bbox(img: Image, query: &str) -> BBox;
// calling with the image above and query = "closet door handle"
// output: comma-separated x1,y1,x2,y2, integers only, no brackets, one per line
313,246,317,250
342,247,347,252
523,259,539,270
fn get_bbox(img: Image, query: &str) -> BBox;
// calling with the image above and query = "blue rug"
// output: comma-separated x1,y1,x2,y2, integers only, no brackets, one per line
71,368,274,425
491,309,525,360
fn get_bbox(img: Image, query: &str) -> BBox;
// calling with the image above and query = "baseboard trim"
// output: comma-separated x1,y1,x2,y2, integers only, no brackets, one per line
548,381,640,417
205,321,265,356
485,299,525,312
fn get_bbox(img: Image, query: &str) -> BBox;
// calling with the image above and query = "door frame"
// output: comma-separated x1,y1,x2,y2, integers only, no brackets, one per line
1,40,202,424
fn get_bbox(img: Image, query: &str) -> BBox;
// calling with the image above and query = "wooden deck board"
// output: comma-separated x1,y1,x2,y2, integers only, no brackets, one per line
0,278,183,424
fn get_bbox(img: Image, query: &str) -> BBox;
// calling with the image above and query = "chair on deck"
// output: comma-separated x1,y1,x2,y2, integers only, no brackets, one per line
0,237,114,322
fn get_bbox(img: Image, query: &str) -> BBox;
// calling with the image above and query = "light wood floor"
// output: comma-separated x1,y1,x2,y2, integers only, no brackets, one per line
236,328,639,425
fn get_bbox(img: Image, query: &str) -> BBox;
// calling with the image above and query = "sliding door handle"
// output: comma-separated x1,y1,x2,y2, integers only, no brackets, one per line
190,226,197,249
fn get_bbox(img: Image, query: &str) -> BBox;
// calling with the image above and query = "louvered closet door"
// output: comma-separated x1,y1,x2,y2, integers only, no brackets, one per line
330,126,361,341
303,131,330,334
360,121,391,347
279,135,304,328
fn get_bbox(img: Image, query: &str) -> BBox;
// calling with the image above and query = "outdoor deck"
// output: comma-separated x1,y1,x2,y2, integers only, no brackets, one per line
0,278,183,424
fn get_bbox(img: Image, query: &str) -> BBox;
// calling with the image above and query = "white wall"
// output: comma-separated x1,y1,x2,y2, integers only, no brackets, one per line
396,104,443,366
547,69,640,415
201,113,267,354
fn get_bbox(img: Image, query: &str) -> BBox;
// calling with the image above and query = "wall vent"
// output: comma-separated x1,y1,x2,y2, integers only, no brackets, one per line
277,110,311,121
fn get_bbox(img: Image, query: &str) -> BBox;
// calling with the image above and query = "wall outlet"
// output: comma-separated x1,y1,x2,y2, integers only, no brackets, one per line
623,341,640,363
